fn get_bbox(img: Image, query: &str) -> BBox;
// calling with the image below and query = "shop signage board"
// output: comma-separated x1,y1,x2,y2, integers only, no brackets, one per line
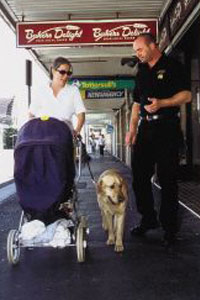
16,19,158,47
70,78,135,90
106,124,114,134
159,18,170,52
169,0,199,36
85,89,125,99
159,0,199,51
70,77,134,100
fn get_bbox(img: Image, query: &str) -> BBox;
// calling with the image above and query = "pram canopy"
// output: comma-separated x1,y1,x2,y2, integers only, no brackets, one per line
14,117,75,219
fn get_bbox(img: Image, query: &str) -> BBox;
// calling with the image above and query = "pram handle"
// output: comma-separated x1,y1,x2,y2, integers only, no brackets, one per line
76,134,82,141
74,135,83,181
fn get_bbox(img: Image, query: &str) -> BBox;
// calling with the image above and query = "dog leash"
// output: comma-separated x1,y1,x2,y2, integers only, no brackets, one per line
86,160,97,185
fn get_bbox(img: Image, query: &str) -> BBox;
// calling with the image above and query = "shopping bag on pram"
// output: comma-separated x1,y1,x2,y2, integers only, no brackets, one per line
14,117,75,223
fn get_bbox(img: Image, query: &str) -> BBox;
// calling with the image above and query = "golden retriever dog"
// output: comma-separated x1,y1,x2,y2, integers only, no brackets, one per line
96,169,128,252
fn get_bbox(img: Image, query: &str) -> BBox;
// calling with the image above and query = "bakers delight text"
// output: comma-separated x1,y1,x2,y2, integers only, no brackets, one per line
93,24,151,42
24,26,83,43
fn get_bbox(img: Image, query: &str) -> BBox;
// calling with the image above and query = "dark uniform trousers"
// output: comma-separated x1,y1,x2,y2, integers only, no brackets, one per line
131,118,181,234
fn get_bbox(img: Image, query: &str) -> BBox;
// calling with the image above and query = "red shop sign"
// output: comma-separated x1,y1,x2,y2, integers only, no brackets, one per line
16,19,158,47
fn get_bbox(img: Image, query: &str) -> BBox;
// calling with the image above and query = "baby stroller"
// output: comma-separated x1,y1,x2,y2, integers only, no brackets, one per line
7,117,89,265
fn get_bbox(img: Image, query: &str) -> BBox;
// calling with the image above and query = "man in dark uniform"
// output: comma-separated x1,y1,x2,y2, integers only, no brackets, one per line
126,33,192,247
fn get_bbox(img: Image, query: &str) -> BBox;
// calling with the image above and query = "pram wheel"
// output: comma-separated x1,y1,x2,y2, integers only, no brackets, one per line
76,216,88,263
7,229,21,265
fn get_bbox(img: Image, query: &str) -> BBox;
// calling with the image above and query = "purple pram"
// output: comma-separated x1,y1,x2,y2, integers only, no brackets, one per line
14,117,75,223
7,117,88,265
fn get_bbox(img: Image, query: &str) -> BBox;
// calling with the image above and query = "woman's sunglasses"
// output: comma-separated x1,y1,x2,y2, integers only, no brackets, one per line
56,69,71,76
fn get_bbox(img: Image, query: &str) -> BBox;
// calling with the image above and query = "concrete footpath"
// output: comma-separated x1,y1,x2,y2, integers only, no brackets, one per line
0,150,15,203
1,153,200,300
0,149,14,185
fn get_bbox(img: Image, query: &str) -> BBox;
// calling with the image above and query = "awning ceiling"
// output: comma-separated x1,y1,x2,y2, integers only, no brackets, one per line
2,0,169,22
0,0,171,125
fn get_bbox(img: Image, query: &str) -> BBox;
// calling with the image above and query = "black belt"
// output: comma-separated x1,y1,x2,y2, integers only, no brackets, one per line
140,114,179,122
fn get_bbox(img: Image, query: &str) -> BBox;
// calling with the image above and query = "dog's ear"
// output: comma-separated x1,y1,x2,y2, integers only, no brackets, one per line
97,180,103,194
121,180,128,199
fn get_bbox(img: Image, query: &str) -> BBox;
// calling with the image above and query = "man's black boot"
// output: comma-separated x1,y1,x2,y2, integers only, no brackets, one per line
130,220,159,236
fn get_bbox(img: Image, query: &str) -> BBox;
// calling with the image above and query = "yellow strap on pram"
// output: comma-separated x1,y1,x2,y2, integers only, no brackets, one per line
40,115,50,121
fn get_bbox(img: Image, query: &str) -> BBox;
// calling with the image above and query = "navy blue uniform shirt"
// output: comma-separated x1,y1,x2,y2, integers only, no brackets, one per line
133,54,190,117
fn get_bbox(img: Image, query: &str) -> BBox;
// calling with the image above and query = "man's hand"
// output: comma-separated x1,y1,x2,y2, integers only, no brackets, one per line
144,91,192,112
126,102,140,146
125,131,136,146
144,97,161,113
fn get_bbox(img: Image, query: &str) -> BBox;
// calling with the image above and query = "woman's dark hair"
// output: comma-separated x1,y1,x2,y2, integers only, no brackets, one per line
50,56,73,79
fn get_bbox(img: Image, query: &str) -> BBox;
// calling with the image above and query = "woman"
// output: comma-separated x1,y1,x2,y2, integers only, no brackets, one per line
16,57,86,222
28,56,86,135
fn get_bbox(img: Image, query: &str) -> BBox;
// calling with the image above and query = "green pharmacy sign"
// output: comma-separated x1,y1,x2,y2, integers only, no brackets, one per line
70,78,135,91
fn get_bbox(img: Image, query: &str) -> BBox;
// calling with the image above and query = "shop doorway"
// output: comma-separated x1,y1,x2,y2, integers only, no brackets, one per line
176,16,200,178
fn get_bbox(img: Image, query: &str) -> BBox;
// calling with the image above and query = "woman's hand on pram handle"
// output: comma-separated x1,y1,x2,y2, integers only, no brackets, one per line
73,130,82,141
73,129,80,138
